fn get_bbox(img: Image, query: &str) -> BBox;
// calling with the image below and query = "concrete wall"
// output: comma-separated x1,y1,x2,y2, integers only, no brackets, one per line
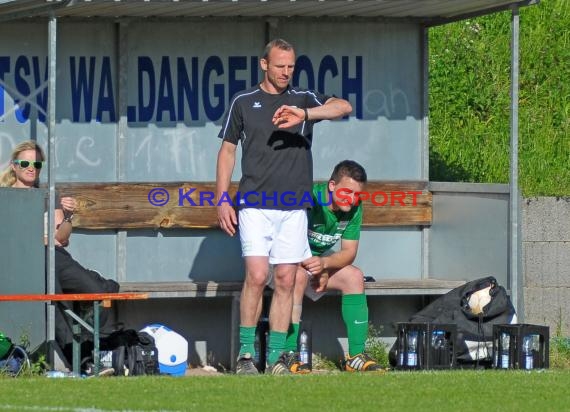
522,197,570,336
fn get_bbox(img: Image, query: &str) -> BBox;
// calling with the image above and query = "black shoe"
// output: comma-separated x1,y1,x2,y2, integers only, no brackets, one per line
236,353,259,375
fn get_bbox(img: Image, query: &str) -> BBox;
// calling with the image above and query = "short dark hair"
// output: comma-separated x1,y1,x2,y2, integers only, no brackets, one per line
262,38,294,60
330,160,367,184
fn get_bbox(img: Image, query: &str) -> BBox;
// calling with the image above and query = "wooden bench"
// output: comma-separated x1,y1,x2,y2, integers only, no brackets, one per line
55,180,458,297
0,292,148,376
119,279,467,298
55,180,463,369
54,180,466,296
56,181,432,229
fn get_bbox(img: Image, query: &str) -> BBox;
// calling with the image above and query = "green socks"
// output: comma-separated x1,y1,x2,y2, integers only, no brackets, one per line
239,326,256,357
342,293,369,357
267,330,287,365
241,325,295,365
285,322,300,353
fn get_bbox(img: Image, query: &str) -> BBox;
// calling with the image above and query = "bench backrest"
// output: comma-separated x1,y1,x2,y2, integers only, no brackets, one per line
56,181,432,230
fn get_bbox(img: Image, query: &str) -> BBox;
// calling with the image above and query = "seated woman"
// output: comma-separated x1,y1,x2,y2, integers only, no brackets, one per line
0,140,119,368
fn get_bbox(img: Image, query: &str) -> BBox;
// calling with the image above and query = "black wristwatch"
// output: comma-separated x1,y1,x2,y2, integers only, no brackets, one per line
63,214,74,223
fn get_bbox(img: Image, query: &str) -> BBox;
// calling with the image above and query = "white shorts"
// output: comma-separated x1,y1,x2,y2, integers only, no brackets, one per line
239,208,311,264
266,267,326,302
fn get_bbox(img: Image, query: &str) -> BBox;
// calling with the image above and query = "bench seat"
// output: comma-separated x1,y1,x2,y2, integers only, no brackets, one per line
119,279,466,298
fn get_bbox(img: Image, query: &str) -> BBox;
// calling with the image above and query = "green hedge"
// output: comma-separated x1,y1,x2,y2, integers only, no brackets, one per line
429,0,569,196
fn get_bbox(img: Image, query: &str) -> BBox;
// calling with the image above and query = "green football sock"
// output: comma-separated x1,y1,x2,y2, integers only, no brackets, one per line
267,330,287,365
285,323,300,353
342,293,369,357
239,326,257,357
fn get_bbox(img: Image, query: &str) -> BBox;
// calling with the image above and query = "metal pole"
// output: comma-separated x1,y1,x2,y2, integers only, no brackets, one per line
47,14,57,354
509,6,522,318
421,24,430,280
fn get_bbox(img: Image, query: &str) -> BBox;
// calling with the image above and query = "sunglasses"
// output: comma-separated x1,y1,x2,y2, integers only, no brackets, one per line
13,159,44,170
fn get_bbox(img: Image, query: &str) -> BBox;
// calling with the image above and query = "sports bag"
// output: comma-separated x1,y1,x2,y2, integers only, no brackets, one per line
100,329,159,376
389,276,517,366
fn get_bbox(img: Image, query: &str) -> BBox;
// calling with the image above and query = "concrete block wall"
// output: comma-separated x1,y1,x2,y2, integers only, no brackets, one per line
522,197,570,336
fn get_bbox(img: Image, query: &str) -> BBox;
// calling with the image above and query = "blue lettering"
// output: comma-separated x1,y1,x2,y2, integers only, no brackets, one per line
96,56,116,122
178,187,197,206
261,191,278,208
250,56,259,87
199,191,215,206
63,54,363,124
318,55,338,94
292,55,315,89
342,56,362,119
280,191,297,207
202,56,224,121
243,191,259,207
70,56,96,122
156,56,175,122
217,191,234,207
228,56,247,101
177,57,199,121
298,191,316,208
14,55,30,123
138,56,155,122
0,57,10,120
316,191,332,206
32,57,48,123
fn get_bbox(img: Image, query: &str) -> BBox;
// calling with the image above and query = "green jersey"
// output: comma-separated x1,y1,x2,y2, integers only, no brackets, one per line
307,182,363,256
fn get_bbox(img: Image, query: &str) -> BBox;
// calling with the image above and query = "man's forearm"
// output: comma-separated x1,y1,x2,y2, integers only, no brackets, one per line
307,97,352,121
321,249,356,272
215,146,236,201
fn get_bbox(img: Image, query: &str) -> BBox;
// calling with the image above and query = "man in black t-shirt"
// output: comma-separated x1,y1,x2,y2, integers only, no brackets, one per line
216,38,352,374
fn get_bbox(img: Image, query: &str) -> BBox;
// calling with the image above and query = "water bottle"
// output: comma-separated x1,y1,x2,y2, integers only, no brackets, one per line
299,330,309,364
407,331,418,367
500,332,510,369
431,330,446,349
431,330,446,366
46,370,79,378
522,335,533,370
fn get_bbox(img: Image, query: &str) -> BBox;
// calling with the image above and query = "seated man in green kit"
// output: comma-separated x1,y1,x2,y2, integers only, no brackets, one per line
268,160,382,373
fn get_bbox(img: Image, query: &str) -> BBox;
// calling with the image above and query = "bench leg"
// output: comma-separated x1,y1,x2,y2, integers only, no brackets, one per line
230,293,240,372
93,300,100,376
72,303,81,376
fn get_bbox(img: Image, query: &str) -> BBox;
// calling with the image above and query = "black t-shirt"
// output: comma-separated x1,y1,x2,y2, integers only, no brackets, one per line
218,85,331,210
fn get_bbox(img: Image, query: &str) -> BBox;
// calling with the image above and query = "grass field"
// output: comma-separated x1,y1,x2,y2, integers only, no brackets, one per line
1,370,569,411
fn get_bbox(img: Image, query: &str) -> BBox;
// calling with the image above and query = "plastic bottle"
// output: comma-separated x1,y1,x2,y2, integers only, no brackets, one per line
46,370,79,378
431,330,445,349
299,330,309,364
522,335,533,370
431,330,446,367
500,332,510,369
407,331,418,367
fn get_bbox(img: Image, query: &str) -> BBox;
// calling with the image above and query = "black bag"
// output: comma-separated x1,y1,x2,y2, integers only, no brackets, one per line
389,276,516,366
101,329,159,376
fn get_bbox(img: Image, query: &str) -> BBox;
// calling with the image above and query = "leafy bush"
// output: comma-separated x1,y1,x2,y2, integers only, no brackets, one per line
429,0,569,196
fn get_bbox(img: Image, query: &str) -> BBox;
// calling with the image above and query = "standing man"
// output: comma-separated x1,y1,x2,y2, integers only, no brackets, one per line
216,39,352,375
284,160,382,372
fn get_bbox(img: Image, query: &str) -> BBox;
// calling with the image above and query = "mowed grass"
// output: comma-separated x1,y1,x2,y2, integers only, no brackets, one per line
1,370,569,411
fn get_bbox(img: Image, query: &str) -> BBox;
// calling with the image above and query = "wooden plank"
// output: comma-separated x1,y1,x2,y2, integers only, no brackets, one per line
57,181,432,229
119,279,464,298
361,181,432,227
0,292,148,302
119,281,243,298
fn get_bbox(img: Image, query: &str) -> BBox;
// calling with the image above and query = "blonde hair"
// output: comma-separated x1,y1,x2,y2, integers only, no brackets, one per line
0,140,46,187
